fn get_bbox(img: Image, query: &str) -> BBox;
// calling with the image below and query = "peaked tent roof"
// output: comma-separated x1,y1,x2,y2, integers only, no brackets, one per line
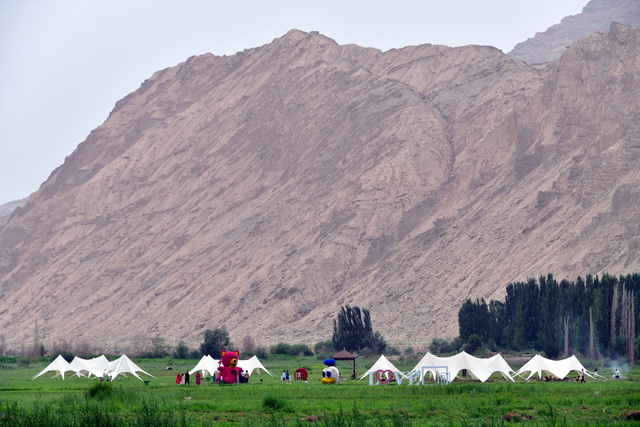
513,354,594,380
411,352,515,383
412,352,462,382
70,355,110,378
189,355,218,377
239,355,275,377
105,354,155,381
411,352,440,375
359,355,400,380
464,353,515,382
33,354,79,380
70,356,89,376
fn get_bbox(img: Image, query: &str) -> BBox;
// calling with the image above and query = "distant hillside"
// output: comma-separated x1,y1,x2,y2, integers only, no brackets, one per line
0,198,26,227
509,0,640,63
1,24,640,353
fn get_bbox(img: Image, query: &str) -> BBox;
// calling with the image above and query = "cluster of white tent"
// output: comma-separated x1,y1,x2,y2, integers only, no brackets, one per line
33,353,275,382
189,355,274,378
33,351,595,384
33,354,154,381
360,352,595,383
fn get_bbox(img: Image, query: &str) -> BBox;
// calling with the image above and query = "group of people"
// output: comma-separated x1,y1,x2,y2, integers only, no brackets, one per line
578,369,586,383
237,370,251,383
175,371,202,385
540,367,622,382
281,369,290,383
175,370,250,384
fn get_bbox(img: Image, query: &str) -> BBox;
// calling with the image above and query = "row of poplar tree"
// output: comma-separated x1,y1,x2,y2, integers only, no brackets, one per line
458,273,639,360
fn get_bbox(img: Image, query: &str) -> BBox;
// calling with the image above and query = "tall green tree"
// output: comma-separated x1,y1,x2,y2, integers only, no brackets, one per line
173,341,190,359
539,274,561,358
458,298,490,342
200,328,231,357
488,300,505,347
503,279,539,349
332,305,386,353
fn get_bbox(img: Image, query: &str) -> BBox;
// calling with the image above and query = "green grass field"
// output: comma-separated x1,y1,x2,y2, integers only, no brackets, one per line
1,356,639,426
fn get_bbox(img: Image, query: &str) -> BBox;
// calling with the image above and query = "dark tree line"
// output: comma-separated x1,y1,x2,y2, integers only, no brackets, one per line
458,273,639,360
332,305,387,353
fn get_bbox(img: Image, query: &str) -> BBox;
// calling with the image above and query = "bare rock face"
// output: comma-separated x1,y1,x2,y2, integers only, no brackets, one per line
1,25,640,352
0,199,26,227
509,0,640,63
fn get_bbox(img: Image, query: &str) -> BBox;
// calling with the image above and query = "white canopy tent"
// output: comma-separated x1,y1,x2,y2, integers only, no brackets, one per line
411,352,515,383
513,354,595,380
410,352,441,380
189,355,218,377
105,354,155,381
359,355,400,380
189,354,274,378
33,355,79,380
239,355,275,377
70,355,111,378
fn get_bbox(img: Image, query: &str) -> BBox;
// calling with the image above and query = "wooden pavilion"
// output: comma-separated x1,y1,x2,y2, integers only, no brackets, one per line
332,349,358,379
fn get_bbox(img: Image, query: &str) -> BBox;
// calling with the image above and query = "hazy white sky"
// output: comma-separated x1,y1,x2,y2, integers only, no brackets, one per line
0,0,589,204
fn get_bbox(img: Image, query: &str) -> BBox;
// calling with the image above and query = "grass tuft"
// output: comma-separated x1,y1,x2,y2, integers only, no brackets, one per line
263,396,287,411
87,381,113,399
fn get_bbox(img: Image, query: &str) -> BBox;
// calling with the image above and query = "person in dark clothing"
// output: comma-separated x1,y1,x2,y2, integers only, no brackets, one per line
185,371,190,385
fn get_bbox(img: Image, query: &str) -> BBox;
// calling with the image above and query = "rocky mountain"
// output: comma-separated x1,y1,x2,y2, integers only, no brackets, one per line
0,199,26,227
1,23,639,353
509,0,640,63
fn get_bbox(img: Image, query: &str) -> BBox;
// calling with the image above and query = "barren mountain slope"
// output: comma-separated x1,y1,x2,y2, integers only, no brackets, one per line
1,25,639,351
509,0,640,63
0,199,26,227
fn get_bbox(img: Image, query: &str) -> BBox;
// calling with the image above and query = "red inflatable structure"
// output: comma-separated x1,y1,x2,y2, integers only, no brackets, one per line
294,368,308,380
218,350,243,384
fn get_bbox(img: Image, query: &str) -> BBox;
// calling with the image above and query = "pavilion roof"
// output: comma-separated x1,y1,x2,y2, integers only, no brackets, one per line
332,350,358,360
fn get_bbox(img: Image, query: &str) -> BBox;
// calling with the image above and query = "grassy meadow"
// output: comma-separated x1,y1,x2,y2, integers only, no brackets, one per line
1,355,639,426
